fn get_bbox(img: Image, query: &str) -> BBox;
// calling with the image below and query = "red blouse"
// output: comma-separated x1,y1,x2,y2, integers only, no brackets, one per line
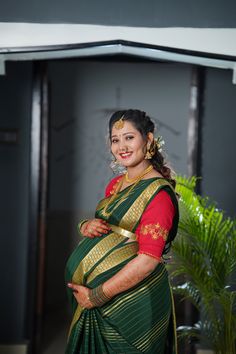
105,176,175,260
105,175,122,197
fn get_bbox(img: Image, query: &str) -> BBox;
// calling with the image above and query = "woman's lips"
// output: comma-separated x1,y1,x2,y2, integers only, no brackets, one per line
119,152,133,159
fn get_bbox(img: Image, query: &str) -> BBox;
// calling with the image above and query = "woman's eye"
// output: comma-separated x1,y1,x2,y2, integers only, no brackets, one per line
126,136,134,140
112,139,118,144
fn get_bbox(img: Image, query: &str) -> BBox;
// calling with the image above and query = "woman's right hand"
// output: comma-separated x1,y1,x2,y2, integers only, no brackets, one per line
81,218,111,238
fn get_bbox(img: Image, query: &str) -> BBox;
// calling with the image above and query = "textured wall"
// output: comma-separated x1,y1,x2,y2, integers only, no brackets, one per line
202,68,236,218
48,60,191,214
44,60,191,341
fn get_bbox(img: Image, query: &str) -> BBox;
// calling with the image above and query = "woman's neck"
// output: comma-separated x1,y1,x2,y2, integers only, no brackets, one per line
126,161,152,180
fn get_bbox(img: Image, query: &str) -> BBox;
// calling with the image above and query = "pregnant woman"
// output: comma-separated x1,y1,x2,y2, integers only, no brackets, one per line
65,109,179,354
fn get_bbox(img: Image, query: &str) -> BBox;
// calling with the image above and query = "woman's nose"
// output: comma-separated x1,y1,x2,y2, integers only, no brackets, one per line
118,143,127,151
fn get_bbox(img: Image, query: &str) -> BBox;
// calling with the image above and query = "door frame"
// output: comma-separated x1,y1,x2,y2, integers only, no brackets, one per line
25,61,49,354
20,44,207,352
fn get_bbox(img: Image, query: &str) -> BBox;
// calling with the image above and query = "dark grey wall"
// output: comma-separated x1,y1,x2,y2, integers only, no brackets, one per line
202,68,236,218
0,62,32,341
0,0,236,27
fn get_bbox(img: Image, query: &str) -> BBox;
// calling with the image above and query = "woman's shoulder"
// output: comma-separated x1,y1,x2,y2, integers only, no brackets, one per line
105,174,124,197
150,189,174,208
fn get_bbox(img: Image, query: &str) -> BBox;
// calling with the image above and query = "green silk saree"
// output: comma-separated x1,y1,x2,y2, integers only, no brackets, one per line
65,178,179,354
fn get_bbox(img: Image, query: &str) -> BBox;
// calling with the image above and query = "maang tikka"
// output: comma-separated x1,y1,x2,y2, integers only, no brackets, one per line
110,115,126,173
114,115,125,129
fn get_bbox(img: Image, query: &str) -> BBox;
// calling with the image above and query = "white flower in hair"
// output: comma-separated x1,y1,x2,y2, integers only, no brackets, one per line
155,136,165,152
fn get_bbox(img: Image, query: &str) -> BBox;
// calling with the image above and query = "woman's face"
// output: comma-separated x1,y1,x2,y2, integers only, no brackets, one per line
110,120,150,168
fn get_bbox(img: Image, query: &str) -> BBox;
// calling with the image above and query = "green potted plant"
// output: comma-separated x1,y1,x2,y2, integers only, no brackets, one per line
169,176,236,354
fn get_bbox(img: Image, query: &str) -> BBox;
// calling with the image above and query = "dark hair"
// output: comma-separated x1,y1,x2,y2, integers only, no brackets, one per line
109,109,176,188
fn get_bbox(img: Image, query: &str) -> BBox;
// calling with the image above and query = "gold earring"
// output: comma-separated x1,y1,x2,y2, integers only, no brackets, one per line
109,156,126,174
145,141,156,160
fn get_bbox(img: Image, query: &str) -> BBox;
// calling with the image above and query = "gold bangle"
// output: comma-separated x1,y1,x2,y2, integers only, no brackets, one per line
77,219,88,233
88,285,112,307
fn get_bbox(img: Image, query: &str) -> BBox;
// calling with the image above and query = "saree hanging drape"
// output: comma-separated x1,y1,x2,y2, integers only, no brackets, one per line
65,178,178,354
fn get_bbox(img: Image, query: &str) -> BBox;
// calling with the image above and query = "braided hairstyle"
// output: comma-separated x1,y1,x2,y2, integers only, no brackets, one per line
109,109,176,189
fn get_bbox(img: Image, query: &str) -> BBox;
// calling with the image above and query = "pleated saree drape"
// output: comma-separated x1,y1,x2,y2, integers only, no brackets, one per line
65,178,178,354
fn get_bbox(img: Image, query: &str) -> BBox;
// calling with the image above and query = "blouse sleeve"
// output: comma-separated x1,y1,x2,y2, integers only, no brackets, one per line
105,175,122,197
136,189,175,260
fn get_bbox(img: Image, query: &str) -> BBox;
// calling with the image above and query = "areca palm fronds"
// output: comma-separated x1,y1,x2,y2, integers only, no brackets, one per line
169,176,236,354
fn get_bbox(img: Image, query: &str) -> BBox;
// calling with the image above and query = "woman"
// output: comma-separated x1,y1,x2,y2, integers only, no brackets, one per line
65,109,179,354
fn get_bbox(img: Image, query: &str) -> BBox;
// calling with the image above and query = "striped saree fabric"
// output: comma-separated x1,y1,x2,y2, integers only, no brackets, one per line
65,178,178,353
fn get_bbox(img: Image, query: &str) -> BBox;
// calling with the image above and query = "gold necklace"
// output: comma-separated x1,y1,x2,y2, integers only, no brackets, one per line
125,164,153,183
101,164,153,218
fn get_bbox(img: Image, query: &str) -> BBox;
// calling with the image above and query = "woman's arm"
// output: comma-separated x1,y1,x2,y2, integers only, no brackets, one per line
67,254,159,309
78,176,122,238
103,253,159,297
103,190,175,298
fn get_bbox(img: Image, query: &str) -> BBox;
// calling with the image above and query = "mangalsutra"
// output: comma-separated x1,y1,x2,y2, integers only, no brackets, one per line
101,164,153,218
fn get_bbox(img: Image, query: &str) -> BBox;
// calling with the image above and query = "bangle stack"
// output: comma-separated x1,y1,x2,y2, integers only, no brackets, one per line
88,284,111,307
77,219,88,234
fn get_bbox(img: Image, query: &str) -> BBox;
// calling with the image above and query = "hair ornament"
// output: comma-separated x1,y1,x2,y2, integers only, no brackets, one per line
155,136,165,152
114,115,125,129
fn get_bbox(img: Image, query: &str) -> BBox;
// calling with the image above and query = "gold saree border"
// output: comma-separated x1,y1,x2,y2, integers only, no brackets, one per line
72,232,123,285
87,242,138,283
95,178,172,215
68,305,84,339
68,179,174,341
119,179,172,231
69,234,137,337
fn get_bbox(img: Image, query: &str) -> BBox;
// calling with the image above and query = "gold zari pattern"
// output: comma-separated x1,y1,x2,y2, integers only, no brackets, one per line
118,179,172,231
140,223,168,241
87,242,138,283
66,175,178,353
69,232,138,336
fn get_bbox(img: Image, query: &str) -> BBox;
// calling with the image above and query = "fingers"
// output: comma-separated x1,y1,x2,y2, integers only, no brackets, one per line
93,219,110,230
67,284,95,309
84,219,111,237
98,223,111,232
67,283,79,293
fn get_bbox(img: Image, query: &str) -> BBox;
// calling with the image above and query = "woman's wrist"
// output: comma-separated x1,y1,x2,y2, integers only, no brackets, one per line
78,219,89,234
88,284,112,307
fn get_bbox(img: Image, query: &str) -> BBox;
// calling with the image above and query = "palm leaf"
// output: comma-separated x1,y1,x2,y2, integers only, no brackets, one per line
171,176,236,353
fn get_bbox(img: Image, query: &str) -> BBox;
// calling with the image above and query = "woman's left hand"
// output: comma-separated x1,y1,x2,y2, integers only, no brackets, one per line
67,283,95,309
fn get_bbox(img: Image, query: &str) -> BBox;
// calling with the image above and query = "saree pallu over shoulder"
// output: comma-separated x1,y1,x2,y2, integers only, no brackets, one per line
65,178,178,354
96,178,177,232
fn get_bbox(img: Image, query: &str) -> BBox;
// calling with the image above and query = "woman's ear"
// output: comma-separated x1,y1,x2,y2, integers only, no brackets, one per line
147,132,154,144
